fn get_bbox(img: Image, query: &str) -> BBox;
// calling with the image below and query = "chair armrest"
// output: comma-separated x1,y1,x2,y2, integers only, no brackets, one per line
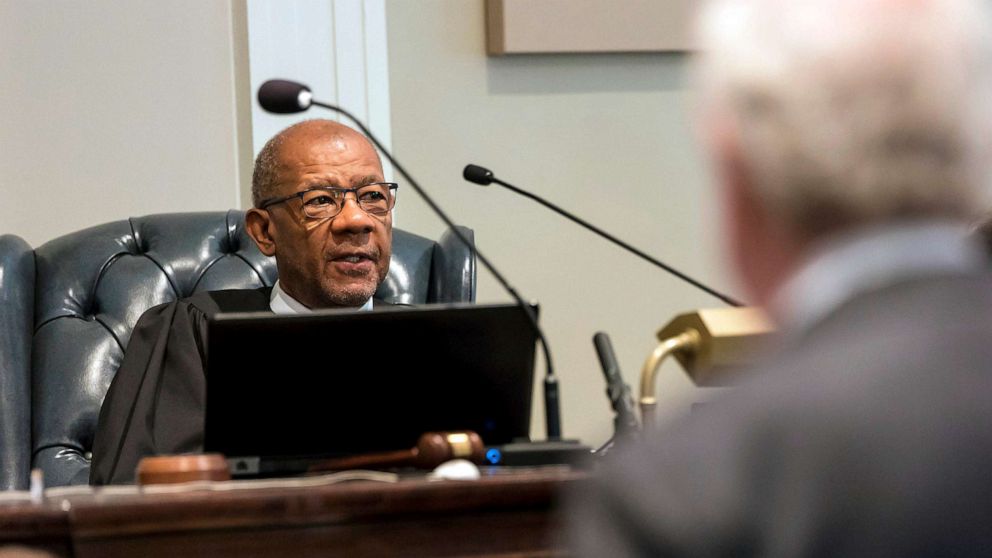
0,234,34,490
34,446,91,487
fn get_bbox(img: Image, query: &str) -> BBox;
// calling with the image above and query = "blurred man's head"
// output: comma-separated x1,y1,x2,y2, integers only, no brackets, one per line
693,0,992,306
246,119,393,308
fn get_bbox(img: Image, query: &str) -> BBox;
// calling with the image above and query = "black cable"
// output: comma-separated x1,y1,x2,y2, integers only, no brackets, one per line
485,174,743,307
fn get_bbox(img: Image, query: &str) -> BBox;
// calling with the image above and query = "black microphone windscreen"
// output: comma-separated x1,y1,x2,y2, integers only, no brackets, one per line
463,164,494,185
258,79,312,114
593,332,621,381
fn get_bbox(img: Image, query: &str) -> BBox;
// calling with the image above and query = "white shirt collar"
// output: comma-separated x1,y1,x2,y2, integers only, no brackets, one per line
269,280,373,314
771,219,984,335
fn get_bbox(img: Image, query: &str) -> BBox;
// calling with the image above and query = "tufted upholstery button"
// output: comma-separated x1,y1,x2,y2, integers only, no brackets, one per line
125,230,145,256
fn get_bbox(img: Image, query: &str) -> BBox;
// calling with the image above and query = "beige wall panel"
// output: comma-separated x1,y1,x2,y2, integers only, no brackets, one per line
487,0,694,55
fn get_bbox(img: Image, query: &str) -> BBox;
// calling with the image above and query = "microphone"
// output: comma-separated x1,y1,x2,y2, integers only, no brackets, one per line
257,79,564,440
593,332,639,439
462,164,744,307
463,164,494,185
257,79,313,113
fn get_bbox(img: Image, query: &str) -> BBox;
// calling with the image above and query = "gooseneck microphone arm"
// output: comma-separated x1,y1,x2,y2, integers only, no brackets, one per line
257,80,562,440
463,164,744,307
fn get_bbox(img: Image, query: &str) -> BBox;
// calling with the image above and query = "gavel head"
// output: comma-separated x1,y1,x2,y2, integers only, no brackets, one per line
414,431,485,468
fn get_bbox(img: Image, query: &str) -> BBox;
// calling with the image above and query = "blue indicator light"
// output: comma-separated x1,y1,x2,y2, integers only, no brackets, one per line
486,448,502,464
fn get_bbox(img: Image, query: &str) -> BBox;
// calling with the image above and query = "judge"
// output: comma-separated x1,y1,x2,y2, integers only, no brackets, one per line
89,119,398,485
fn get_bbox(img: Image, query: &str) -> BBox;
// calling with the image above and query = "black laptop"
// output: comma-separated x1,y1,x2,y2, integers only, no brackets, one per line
203,303,537,476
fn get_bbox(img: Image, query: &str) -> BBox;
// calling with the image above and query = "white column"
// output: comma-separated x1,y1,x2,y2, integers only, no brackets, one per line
246,0,393,182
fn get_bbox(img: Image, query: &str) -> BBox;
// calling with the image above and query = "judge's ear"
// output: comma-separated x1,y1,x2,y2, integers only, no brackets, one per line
245,208,277,257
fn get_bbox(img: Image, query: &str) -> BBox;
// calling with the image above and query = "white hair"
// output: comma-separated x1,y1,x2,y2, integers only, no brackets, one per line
693,0,992,237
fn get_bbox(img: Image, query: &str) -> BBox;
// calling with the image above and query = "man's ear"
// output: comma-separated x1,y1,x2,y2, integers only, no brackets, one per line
245,208,277,257
708,118,771,303
711,119,803,308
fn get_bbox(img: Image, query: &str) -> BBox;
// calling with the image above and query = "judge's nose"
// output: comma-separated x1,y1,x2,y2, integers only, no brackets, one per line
331,198,376,234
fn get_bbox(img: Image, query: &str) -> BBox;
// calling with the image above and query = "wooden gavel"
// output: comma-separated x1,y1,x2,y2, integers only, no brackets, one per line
135,431,486,485
307,431,486,473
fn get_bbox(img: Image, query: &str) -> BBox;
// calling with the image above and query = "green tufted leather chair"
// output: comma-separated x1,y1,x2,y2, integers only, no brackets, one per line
0,210,475,489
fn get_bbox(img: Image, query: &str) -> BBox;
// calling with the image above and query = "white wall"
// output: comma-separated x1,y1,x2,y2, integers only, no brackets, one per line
0,0,252,247
386,0,739,447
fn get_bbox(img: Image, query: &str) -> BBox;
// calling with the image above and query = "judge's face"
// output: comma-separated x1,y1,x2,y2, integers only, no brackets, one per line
247,128,392,308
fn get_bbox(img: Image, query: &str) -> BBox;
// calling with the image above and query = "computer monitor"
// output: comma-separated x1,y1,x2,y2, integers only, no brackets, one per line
204,303,537,475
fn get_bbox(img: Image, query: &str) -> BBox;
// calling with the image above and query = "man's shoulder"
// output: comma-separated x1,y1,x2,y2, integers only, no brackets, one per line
141,287,274,321
779,271,992,382
183,286,274,315
809,270,992,337
768,272,992,382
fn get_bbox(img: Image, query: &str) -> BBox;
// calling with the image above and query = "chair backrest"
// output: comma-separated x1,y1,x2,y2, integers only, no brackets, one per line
0,210,475,489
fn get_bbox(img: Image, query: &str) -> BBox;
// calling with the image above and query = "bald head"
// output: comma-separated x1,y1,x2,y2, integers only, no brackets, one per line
252,119,382,207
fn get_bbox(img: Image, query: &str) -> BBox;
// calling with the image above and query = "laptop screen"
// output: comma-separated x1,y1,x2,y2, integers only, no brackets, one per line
204,303,537,464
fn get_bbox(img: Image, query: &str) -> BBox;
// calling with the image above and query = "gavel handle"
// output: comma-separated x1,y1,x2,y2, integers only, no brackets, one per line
308,449,417,473
307,431,485,473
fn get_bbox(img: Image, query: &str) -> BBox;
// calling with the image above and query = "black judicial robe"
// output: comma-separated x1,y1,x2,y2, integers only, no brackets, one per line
89,288,394,485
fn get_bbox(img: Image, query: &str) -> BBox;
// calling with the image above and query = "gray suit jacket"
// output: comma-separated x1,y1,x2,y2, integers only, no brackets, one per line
570,272,992,557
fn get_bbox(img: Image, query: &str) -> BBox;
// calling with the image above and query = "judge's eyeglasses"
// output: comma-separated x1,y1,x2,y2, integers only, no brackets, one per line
257,182,398,220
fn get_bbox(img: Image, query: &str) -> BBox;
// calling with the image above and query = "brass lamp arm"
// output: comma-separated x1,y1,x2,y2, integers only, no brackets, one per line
639,329,701,429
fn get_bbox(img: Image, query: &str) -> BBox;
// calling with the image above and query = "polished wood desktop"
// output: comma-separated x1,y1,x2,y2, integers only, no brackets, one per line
0,467,586,557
